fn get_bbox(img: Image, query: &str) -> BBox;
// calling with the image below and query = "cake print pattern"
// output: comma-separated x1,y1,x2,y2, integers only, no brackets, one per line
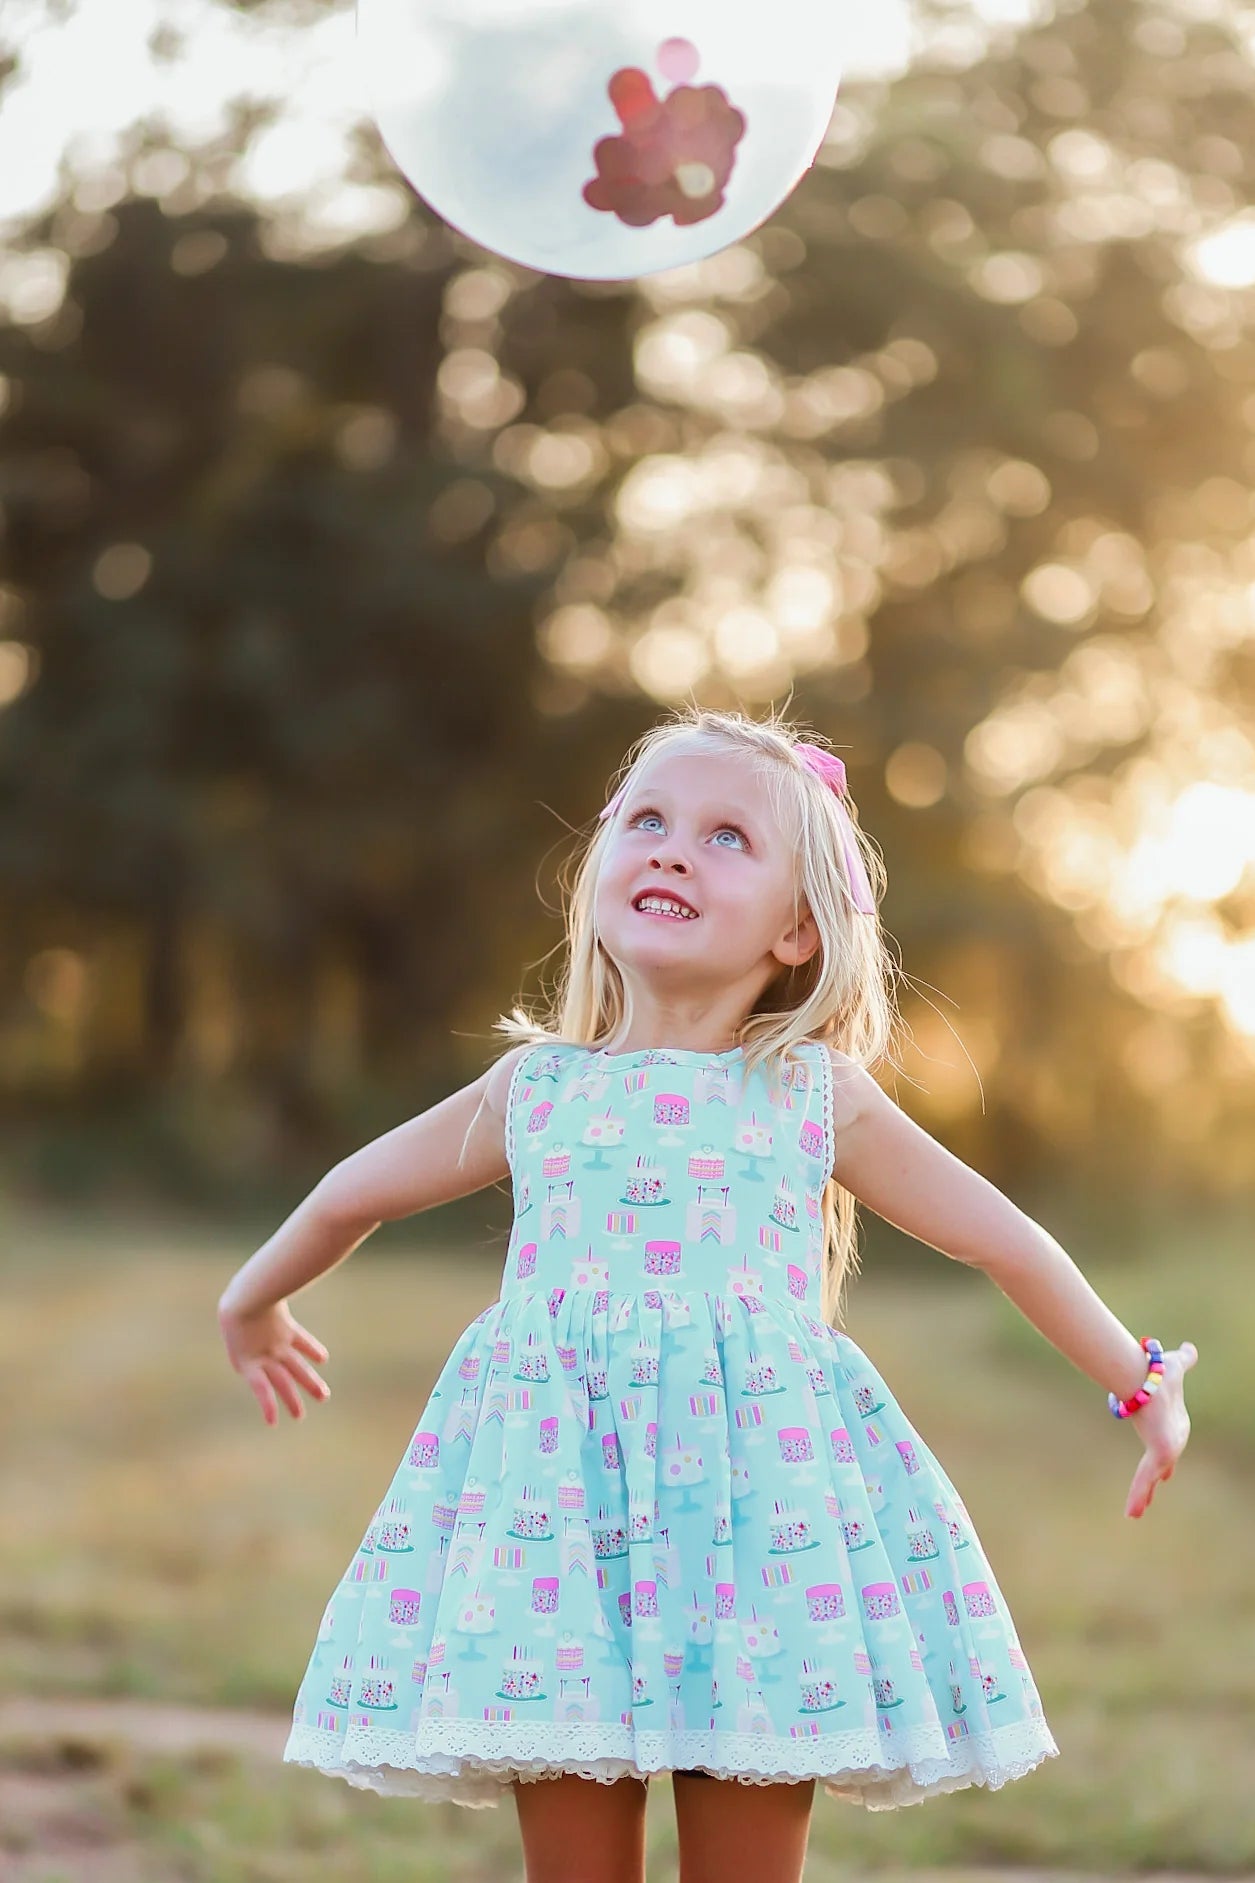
284,1040,1058,1808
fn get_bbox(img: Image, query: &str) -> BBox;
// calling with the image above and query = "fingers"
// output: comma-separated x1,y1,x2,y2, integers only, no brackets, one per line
285,1351,332,1402
290,1323,331,1364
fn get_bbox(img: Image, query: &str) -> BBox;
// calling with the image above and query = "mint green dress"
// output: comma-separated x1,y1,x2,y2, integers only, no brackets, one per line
283,1039,1059,1808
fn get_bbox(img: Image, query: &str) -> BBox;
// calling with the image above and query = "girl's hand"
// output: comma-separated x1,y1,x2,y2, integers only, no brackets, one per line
218,1298,331,1427
1124,1340,1198,1518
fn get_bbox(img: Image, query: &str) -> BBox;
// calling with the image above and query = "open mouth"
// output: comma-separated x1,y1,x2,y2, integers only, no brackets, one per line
633,892,699,921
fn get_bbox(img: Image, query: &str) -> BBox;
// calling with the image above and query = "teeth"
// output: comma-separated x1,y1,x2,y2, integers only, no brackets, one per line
637,897,696,919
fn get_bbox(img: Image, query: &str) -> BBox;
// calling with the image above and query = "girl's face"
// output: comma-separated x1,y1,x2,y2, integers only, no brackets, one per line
594,747,819,1007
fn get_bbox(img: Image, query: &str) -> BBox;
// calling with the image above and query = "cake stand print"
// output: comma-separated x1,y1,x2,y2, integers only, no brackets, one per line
282,1040,1060,1808
355,0,847,279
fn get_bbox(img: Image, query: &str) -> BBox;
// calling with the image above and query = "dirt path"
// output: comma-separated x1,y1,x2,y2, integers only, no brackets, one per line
0,1697,1246,1883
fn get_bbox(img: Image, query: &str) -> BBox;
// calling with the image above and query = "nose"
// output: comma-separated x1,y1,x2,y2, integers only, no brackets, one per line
647,841,692,875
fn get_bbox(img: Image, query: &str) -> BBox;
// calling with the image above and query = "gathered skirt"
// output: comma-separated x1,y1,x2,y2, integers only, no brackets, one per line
282,1286,1060,1809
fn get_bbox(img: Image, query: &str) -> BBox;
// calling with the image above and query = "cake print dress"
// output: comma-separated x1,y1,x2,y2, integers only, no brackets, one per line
282,1039,1060,1809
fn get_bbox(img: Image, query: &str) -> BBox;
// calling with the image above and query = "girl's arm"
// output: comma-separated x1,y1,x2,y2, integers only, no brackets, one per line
826,1047,1152,1402
824,1051,1198,1523
218,1043,528,1319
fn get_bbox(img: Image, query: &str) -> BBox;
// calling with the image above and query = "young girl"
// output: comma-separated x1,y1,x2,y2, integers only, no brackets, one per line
218,706,1197,1883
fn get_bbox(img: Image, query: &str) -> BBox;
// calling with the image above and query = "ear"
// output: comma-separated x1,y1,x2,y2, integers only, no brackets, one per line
773,904,821,970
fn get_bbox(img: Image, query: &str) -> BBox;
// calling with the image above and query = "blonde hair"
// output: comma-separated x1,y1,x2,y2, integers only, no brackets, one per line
481,705,903,1330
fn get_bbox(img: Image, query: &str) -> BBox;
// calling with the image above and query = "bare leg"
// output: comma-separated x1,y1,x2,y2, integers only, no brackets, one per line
512,1770,650,1883
674,1773,816,1883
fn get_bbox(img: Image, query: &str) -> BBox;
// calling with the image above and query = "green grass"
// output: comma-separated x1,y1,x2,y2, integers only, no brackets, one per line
0,1197,1251,1877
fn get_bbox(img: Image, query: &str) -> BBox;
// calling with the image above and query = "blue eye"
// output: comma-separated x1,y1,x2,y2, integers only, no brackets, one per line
630,810,749,849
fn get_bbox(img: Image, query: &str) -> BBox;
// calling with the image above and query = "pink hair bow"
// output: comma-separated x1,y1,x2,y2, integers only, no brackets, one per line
794,743,877,914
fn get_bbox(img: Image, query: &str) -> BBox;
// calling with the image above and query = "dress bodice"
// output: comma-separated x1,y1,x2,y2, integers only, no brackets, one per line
500,1039,834,1308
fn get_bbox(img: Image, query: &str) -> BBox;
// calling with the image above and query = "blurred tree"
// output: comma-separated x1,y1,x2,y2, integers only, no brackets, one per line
0,0,1252,1202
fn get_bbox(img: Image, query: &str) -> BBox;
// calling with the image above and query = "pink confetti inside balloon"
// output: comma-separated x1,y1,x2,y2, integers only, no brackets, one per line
356,0,844,280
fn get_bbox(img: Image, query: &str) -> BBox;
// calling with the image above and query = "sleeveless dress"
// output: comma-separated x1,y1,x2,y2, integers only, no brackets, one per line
282,1039,1059,1809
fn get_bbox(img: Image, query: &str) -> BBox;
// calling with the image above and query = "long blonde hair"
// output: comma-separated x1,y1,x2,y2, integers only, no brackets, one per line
481,705,903,1330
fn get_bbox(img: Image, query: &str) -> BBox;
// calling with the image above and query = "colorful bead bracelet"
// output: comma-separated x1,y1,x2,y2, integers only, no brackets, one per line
1107,1336,1165,1419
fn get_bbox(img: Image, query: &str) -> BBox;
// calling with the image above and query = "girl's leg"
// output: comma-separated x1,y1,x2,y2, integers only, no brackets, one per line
673,1773,816,1883
512,1771,650,1883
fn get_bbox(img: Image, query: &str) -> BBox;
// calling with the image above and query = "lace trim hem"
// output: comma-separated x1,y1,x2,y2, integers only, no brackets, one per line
283,1714,1059,1811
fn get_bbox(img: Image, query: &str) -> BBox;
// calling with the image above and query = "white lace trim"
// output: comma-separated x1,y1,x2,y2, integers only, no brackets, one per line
813,1038,836,1178
283,1714,1059,1812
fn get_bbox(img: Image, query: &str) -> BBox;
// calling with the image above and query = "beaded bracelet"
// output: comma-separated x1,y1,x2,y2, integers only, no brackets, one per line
1108,1336,1165,1419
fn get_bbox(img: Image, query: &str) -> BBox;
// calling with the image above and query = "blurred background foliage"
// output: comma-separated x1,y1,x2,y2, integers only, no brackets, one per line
1,0,1254,1225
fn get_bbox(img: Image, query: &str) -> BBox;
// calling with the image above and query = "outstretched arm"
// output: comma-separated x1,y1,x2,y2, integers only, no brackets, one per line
826,1047,1197,1517
219,1042,528,1319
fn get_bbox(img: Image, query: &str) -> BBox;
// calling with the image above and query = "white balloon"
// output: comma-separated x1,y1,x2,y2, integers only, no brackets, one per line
357,0,843,280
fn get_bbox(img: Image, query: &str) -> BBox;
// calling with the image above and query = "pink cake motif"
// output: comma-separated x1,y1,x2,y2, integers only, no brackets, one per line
742,1354,779,1394
457,1352,481,1382
862,1580,901,1622
582,1107,626,1167
459,1477,486,1516
942,1590,961,1626
634,1578,660,1617
326,1653,354,1707
805,1581,846,1622
687,1145,725,1179
592,1508,629,1558
896,1438,921,1475
515,1241,537,1279
873,1674,901,1709
687,1181,735,1244
532,1575,560,1614
601,1429,622,1471
499,1646,543,1700
407,1430,439,1469
768,1497,813,1553
799,1657,843,1712
906,1506,939,1560
935,1498,969,1549
840,1514,872,1552
557,1471,585,1511
964,1581,996,1619
357,1651,396,1710
555,1632,584,1670
539,1414,559,1454
778,1424,814,1463
542,1178,579,1240
542,1145,571,1177
728,1256,763,1302
571,1251,609,1289
694,1062,738,1106
624,1154,668,1205
830,1425,856,1466
653,1092,690,1126
769,1177,798,1230
980,1666,1006,1702
798,1118,825,1161
376,1499,411,1551
853,1381,885,1417
714,1581,736,1620
734,1111,773,1173
509,1484,554,1540
630,1335,660,1385
643,1238,682,1275
740,1608,781,1660
526,1100,553,1135
515,1332,550,1382
388,1589,422,1634
787,1262,809,1300
455,1590,496,1633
